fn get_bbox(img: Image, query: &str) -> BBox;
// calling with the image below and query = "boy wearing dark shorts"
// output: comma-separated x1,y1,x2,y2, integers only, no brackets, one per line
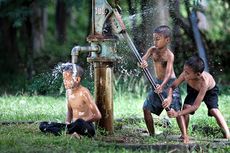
165,56,230,142
39,118,95,137
140,25,188,143
143,78,181,116
40,63,101,138
184,84,219,116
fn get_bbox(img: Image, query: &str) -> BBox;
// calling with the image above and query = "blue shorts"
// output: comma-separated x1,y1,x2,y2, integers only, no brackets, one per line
184,85,219,116
143,78,182,116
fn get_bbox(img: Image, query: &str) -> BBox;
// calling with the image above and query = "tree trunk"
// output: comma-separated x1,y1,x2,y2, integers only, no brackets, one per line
55,0,67,44
140,0,169,54
24,18,34,80
30,1,46,57
169,0,180,52
0,18,19,74
169,0,185,74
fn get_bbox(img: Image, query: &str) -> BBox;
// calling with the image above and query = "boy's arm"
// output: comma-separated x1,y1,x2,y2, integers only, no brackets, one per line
83,89,102,122
142,47,154,60
168,82,208,117
177,87,207,116
66,100,73,124
162,72,185,109
140,47,154,68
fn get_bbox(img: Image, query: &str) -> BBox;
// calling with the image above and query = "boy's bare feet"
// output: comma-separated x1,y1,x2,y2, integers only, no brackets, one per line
183,136,189,144
71,132,82,139
225,134,230,139
179,135,189,144
149,133,155,137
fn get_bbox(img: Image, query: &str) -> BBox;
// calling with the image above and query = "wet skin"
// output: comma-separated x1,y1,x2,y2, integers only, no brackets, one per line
63,71,101,124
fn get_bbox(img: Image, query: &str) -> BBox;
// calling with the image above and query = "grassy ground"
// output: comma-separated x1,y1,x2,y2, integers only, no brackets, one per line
0,92,230,152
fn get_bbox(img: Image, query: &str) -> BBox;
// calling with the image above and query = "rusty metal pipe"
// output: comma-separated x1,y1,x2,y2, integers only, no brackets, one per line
71,45,100,64
94,61,114,134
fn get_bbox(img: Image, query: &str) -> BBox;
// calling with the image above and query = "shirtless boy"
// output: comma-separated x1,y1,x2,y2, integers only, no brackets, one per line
62,63,101,138
165,56,230,141
140,25,188,143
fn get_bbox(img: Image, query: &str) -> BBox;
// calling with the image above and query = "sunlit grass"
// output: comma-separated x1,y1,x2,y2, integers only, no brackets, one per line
0,88,229,152
0,95,66,122
0,90,229,132
0,124,124,153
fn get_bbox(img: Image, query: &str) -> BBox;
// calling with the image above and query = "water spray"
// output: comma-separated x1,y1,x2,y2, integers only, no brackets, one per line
70,0,169,133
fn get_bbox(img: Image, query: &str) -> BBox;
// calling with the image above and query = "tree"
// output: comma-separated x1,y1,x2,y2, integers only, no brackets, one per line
0,0,32,75
55,0,67,44
140,0,169,54
0,0,47,80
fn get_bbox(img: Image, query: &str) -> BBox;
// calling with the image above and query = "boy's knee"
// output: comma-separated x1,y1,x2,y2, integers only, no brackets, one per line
143,108,151,115
209,108,219,116
75,118,85,126
67,119,84,134
183,104,191,110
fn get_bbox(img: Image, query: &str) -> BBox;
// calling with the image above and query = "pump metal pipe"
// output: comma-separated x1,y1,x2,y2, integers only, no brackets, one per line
71,45,99,64
92,61,114,133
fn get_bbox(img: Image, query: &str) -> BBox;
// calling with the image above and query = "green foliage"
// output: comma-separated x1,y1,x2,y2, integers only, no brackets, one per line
205,1,230,41
0,0,31,27
39,1,90,64
0,73,27,95
1,0,230,94
27,71,64,96
114,74,148,97
0,0,92,94
0,0,49,27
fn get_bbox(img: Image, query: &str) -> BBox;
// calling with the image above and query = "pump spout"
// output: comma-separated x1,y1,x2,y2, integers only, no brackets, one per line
71,45,99,64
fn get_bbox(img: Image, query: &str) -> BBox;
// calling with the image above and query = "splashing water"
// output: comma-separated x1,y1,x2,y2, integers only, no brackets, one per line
72,63,77,81
50,63,63,85
114,3,176,81
89,63,93,78
60,62,78,81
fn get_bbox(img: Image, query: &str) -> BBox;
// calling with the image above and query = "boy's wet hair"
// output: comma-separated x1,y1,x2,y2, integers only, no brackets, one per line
62,63,84,78
185,56,205,73
154,25,171,38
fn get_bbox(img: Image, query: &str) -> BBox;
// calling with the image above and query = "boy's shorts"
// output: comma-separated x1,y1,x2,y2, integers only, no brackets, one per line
143,78,182,116
39,118,95,137
184,85,219,116
67,118,95,137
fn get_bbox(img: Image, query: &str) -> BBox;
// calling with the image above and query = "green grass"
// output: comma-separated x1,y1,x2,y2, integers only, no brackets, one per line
0,124,121,153
0,95,66,122
0,91,230,152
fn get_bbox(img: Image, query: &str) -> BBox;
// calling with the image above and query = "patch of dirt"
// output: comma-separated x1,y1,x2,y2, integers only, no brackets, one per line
95,125,230,152
96,128,149,144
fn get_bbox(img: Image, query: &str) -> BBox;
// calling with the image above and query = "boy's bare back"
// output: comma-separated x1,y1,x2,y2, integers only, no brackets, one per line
182,66,216,93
